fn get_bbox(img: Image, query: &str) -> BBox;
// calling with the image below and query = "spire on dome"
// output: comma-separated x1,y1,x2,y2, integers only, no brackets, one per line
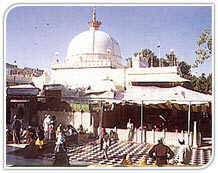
92,7,96,21
88,8,102,30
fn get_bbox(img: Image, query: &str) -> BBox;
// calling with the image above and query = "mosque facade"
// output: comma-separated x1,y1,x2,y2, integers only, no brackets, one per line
33,9,188,97
7,9,211,146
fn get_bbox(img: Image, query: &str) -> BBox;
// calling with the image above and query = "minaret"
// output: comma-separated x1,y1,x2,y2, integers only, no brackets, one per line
88,8,102,30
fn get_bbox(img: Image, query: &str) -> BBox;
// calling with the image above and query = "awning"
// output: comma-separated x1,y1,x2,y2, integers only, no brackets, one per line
121,86,212,104
10,99,30,103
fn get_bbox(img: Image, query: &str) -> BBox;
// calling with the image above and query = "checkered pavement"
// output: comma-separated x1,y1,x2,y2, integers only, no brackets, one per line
62,140,212,166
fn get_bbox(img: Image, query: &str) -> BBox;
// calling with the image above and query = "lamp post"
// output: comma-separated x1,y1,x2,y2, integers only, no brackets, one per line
157,41,161,67
13,60,17,85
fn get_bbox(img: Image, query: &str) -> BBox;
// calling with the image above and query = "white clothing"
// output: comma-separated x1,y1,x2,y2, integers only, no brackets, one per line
127,122,134,130
56,133,65,145
43,116,52,132
176,144,192,164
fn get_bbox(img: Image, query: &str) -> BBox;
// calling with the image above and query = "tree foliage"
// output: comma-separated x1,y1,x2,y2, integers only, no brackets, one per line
132,47,212,93
190,73,212,94
177,61,191,78
194,29,212,67
134,49,159,67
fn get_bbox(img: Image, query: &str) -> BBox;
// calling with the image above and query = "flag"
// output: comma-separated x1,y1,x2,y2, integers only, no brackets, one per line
157,41,160,48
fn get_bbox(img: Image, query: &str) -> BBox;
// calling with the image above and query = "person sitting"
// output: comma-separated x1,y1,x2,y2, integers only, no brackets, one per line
138,155,148,167
121,154,133,166
6,128,13,143
65,125,78,145
35,137,44,150
23,126,37,144
148,137,174,166
78,124,85,134
23,135,38,158
35,126,45,150
20,127,28,143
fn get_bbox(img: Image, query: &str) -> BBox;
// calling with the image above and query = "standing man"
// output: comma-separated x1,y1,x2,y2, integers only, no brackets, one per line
102,133,110,160
127,119,134,142
11,115,22,144
148,137,174,166
100,128,106,150
53,128,69,166
43,114,52,141
176,139,192,165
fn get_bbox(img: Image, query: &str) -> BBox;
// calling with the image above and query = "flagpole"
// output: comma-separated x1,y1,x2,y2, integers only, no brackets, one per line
158,41,161,67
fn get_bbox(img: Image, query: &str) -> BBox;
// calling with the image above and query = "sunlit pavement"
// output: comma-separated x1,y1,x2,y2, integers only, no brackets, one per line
6,138,212,168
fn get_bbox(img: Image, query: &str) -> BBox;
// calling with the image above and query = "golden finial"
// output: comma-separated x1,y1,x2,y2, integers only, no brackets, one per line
88,7,101,30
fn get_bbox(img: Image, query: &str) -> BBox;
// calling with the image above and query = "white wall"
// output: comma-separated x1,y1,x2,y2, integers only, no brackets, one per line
37,111,93,133
105,128,200,147
51,68,125,88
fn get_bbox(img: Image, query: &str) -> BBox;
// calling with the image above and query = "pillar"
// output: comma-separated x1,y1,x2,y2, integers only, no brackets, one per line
192,121,198,148
152,129,155,144
141,101,144,143
187,102,191,145
99,101,103,138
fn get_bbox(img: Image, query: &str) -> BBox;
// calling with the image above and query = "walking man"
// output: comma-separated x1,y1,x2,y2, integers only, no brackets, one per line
148,137,174,166
100,128,106,150
103,133,110,160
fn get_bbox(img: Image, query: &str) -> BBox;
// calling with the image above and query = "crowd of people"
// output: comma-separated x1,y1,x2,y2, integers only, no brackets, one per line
6,115,192,167
6,114,83,165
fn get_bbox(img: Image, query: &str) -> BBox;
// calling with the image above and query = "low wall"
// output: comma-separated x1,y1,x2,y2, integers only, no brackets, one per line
105,128,201,147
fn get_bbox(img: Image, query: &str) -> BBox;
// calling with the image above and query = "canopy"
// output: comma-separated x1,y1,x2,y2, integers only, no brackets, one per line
7,84,40,96
8,84,36,89
121,86,212,105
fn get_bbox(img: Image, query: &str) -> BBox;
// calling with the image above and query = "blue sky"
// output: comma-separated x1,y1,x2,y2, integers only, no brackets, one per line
6,6,212,74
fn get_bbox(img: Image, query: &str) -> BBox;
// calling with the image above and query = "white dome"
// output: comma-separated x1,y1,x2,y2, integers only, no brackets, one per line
66,29,122,67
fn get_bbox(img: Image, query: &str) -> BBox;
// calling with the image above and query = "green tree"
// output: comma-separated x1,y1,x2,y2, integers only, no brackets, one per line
205,73,212,93
194,29,212,67
134,49,158,67
190,73,212,93
177,61,191,78
197,73,207,91
190,75,199,90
